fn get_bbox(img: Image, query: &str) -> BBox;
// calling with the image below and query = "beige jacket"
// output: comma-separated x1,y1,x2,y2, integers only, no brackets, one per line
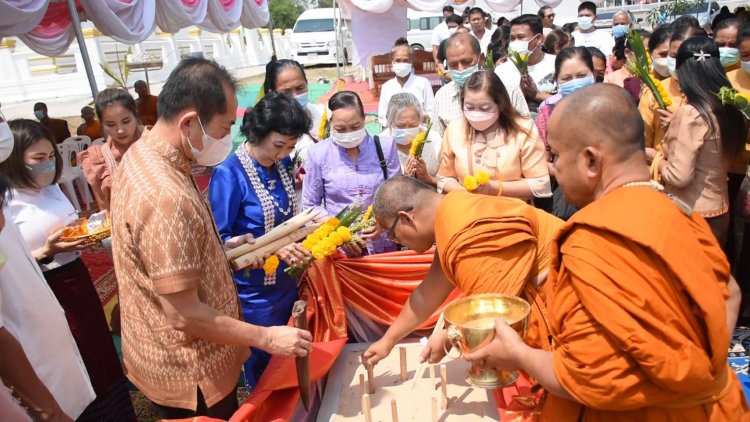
661,104,729,217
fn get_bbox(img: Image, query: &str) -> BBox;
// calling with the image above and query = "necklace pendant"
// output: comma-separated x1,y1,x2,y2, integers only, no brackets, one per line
268,179,277,190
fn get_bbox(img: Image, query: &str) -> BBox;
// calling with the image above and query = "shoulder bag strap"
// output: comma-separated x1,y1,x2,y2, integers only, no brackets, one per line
373,135,389,181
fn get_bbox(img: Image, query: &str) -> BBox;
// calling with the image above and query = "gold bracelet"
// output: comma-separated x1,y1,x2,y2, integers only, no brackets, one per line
497,180,504,196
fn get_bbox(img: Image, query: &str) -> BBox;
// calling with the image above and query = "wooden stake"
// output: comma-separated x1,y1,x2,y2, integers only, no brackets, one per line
429,365,435,388
399,347,408,381
431,396,438,422
367,365,375,394
440,364,448,410
390,399,399,422
359,373,365,395
361,393,372,422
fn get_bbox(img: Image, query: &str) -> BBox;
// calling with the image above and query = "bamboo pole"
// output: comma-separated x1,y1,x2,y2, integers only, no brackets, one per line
225,208,317,261
230,224,318,271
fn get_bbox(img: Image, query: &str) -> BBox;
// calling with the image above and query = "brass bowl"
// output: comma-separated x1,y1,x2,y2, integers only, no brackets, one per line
443,293,530,389
60,217,111,245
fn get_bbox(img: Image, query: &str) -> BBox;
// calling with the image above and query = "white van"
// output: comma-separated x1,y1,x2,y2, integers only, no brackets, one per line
290,8,353,66
406,9,444,51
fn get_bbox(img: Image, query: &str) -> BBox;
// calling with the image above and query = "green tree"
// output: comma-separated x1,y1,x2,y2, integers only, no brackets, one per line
318,0,333,7
269,0,305,29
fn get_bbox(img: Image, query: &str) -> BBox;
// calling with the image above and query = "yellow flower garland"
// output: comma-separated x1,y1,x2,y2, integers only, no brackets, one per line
463,171,490,192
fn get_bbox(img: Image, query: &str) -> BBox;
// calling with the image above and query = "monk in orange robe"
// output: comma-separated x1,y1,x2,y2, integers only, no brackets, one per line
134,80,158,126
362,175,563,367
76,106,103,139
465,84,747,421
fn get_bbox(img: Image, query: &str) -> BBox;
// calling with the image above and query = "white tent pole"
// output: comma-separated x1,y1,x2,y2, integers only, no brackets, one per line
66,0,98,100
333,0,341,80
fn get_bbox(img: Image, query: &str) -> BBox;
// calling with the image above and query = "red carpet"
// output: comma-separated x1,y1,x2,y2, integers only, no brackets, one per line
81,250,117,305
319,81,380,113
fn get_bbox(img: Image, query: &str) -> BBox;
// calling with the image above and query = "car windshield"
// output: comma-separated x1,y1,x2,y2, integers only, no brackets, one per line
295,19,335,33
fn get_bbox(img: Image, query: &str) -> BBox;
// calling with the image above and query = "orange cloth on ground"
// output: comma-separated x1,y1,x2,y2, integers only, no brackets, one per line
435,191,562,351
78,120,103,140
138,95,158,126
544,186,749,421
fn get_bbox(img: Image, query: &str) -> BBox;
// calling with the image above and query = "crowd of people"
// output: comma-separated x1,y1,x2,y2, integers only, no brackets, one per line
0,2,749,420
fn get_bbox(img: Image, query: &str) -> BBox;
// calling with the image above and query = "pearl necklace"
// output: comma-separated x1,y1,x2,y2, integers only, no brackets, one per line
235,146,299,285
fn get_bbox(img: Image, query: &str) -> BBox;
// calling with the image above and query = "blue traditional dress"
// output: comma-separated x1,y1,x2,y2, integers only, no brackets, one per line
208,145,299,390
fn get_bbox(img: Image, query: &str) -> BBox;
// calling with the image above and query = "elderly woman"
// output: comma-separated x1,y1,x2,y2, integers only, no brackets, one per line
302,91,401,256
379,93,440,188
208,92,313,390
438,71,551,200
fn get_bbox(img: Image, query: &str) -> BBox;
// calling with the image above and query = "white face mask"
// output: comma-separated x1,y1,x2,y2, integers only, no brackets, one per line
742,60,750,75
331,127,367,149
508,35,539,56
0,121,13,163
190,118,233,166
391,127,420,145
667,56,678,80
392,63,412,78
578,16,593,31
651,57,670,78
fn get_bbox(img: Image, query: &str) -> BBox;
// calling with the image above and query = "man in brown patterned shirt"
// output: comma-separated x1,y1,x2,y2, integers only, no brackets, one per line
110,57,312,419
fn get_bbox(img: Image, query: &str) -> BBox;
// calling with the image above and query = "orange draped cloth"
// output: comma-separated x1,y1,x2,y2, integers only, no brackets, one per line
138,95,158,126
435,191,563,351
544,186,749,421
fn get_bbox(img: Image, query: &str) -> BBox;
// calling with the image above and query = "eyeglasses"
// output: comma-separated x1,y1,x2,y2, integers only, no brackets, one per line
545,14,555,18
386,206,413,243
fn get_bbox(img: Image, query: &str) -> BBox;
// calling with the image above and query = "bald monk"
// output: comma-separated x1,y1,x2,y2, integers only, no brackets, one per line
361,176,563,368
464,84,746,421
134,80,158,126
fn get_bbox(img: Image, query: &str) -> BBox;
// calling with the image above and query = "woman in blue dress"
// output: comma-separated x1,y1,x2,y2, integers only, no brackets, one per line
208,92,313,389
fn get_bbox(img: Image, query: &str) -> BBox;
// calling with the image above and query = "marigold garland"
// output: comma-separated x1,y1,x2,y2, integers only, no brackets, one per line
463,171,490,192
263,255,280,276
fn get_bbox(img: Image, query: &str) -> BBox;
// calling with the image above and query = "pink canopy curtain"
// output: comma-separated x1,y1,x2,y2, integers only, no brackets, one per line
0,0,50,36
156,0,208,34
240,0,269,29
17,1,77,56
198,0,243,33
80,0,156,44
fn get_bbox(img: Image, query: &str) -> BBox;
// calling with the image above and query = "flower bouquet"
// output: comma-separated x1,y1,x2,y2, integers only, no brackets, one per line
285,202,376,278
508,49,530,75
626,30,672,110
409,119,432,159
463,171,490,192
717,86,750,119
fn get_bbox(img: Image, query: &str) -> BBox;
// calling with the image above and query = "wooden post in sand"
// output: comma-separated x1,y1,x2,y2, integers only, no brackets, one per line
429,365,435,388
431,395,438,422
359,373,366,395
390,399,399,422
399,347,408,381
367,365,375,394
440,364,448,410
362,393,372,422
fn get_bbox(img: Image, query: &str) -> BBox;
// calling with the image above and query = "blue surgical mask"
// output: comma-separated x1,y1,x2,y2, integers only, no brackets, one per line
719,47,740,68
667,57,678,80
742,60,750,75
612,24,629,39
295,91,309,108
26,159,56,187
558,75,595,96
34,110,45,121
578,16,593,31
449,63,479,87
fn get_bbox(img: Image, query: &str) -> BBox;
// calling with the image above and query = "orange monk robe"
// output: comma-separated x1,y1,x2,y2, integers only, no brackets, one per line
544,186,749,421
137,94,158,126
77,119,103,140
434,191,563,351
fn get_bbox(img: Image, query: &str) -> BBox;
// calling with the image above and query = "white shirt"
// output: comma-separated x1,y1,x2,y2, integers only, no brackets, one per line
8,185,79,271
496,53,558,96
377,73,436,126
572,29,615,56
293,102,326,164
431,80,530,140
0,207,95,419
472,30,493,56
431,21,451,47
